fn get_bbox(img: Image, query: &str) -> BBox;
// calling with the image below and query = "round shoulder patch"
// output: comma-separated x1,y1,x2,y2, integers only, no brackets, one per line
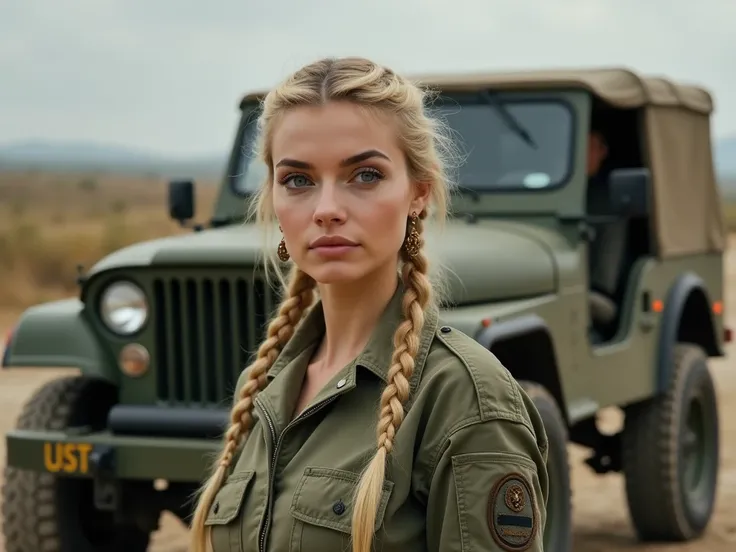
487,473,538,551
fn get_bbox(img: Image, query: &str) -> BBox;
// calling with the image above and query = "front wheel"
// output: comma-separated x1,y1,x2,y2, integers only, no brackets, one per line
520,380,573,552
622,343,720,541
2,376,152,552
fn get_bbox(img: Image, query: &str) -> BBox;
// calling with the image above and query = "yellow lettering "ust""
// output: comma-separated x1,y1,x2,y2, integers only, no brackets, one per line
43,443,93,474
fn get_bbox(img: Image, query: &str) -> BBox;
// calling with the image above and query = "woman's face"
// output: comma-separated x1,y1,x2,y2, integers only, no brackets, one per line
270,101,429,285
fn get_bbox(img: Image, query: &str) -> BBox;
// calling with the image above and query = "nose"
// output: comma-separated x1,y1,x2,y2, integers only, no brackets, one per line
312,183,346,226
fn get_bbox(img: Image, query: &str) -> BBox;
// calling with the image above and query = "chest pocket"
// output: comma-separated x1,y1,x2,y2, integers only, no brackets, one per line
289,467,394,552
204,470,255,552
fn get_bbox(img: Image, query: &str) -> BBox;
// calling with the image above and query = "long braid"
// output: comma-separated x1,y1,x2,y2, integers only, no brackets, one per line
351,216,432,552
190,266,316,552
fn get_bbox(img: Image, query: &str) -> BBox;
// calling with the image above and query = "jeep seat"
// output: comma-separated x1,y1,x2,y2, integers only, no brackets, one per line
587,174,630,329
589,290,617,326
588,219,628,320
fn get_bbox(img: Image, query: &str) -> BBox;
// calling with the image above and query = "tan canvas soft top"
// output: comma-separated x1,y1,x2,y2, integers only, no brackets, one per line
241,66,723,257
240,67,713,114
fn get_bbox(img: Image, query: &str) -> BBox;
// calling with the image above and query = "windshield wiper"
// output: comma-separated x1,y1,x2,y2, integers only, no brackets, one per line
479,90,538,149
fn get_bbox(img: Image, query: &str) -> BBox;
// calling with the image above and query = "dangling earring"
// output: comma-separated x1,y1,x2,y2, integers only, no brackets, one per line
277,238,290,262
277,225,290,262
402,212,421,258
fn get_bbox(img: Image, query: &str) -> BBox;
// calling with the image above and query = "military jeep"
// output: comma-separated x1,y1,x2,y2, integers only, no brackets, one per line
2,67,727,551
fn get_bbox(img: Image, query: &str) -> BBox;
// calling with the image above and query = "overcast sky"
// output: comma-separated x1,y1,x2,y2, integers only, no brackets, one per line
1,0,734,157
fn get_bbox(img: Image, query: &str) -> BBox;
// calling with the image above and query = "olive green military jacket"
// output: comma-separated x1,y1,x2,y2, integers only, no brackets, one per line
205,282,549,552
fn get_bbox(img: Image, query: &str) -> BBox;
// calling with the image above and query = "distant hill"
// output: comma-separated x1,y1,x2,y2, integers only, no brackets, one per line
0,135,734,184
0,140,226,179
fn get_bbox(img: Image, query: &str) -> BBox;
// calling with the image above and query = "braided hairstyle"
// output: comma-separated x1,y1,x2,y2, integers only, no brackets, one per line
190,57,457,552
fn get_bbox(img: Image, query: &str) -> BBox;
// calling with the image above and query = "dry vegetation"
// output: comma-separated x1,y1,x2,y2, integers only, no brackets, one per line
2,170,736,314
0,170,219,311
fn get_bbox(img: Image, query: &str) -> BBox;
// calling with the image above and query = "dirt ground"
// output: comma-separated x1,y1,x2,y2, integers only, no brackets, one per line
1,250,736,552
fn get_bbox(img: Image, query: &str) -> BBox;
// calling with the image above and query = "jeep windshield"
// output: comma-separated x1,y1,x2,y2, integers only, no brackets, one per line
230,92,574,195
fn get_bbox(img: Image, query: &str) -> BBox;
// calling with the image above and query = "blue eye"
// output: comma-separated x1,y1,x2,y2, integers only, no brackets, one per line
281,174,311,188
354,168,383,184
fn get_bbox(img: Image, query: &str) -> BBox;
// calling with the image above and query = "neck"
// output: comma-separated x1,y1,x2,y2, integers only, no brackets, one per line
313,263,400,373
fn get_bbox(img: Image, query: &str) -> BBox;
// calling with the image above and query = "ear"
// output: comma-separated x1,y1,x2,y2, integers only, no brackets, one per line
409,180,431,216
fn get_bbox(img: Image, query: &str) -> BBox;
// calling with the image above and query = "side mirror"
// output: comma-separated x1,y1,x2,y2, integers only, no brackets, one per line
609,168,650,217
168,179,195,224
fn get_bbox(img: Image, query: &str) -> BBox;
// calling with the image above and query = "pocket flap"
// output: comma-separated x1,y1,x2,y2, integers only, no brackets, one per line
290,467,394,534
204,470,255,526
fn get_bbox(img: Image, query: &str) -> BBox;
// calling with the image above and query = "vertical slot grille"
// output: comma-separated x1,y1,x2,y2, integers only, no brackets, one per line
152,275,280,405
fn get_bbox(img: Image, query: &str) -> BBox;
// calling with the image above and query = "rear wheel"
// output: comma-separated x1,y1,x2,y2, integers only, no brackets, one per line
2,376,152,552
520,381,573,552
622,343,720,541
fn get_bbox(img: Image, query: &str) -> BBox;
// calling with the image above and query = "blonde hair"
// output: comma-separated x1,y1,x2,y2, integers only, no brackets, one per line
190,56,457,552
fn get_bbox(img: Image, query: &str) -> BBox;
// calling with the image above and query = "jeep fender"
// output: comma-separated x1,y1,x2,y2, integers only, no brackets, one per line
475,314,568,424
2,298,118,382
656,273,722,394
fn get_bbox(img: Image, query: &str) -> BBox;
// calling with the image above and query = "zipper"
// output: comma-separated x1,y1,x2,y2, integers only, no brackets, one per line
255,396,277,552
255,393,344,552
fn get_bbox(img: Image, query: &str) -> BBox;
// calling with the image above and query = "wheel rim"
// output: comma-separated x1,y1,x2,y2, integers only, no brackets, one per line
679,382,718,520
682,398,706,492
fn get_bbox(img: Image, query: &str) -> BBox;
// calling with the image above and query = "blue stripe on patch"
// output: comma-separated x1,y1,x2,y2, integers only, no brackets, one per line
497,514,533,528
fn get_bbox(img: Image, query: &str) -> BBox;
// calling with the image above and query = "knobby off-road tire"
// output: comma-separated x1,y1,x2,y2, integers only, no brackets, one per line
622,343,720,542
2,375,151,552
520,381,573,552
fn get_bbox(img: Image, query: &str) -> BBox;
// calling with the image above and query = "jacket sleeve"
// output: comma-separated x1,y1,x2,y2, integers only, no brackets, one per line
425,416,549,551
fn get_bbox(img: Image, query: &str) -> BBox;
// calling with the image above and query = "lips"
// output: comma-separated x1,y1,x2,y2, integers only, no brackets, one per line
308,235,359,249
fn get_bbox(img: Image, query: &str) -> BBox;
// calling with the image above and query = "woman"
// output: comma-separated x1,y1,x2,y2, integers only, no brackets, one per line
189,56,549,552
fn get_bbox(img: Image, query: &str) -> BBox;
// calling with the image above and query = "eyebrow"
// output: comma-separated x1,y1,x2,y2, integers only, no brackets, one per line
274,149,390,169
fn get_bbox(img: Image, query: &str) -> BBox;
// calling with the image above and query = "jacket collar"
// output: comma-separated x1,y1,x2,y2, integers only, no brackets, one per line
266,276,439,393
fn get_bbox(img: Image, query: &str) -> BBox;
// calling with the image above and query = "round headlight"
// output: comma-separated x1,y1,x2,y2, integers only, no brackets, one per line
100,281,148,335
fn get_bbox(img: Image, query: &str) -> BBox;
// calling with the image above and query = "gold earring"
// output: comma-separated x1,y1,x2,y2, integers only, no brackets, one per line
403,212,421,258
277,237,290,262
276,223,290,262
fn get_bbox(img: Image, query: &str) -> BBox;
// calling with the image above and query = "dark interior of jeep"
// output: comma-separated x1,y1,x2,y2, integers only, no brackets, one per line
586,98,653,344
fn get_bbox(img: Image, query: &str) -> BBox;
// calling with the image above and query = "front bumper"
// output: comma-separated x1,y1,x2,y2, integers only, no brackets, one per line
5,429,218,483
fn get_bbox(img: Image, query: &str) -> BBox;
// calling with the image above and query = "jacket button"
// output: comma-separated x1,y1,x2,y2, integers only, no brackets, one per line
332,500,346,515
213,502,220,514
440,326,451,333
